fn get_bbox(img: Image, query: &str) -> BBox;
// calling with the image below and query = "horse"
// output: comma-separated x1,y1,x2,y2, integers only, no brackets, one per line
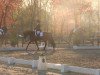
23,30,56,52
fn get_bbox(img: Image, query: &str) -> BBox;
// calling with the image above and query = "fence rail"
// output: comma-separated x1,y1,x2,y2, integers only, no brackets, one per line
0,56,100,75
73,46,100,50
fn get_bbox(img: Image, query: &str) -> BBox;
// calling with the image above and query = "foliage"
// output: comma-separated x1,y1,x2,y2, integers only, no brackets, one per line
0,0,22,27
15,3,51,33
71,25,97,45
9,26,18,47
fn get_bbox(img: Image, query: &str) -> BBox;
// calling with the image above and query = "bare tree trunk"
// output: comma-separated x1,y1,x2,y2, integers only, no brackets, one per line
0,11,4,28
98,0,100,31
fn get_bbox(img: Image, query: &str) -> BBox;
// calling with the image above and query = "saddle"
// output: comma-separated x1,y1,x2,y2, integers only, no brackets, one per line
35,30,43,38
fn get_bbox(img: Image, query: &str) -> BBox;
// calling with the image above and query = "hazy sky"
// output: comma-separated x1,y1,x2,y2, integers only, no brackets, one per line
92,0,99,9
23,0,99,9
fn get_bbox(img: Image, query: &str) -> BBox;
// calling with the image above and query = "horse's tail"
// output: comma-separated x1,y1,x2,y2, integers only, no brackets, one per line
51,38,56,48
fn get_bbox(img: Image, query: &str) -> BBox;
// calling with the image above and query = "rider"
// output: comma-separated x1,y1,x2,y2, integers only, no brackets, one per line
2,26,7,34
34,20,42,37
0,28,3,35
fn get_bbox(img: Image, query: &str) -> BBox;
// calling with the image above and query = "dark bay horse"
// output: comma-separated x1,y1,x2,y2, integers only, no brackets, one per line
23,30,56,51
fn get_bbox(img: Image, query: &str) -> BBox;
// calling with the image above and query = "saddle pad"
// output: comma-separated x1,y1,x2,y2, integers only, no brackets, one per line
40,32,43,36
35,31,43,36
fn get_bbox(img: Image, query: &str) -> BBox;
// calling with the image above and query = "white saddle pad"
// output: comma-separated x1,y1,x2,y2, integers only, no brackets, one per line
35,31,43,37
40,32,43,36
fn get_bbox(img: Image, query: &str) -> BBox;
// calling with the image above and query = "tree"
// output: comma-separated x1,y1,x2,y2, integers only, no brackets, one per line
15,0,51,33
0,0,22,28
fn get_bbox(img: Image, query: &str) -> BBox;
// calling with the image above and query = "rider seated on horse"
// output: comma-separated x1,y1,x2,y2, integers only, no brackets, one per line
34,20,43,38
2,26,7,34
0,26,7,35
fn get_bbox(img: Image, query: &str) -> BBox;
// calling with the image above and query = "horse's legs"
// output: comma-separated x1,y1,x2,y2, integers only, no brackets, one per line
35,41,39,50
1,36,4,47
4,39,6,46
22,38,24,47
43,41,47,52
5,38,7,46
26,41,32,51
16,39,18,47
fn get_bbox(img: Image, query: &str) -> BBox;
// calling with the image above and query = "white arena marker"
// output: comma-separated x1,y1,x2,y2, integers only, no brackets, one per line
38,55,47,75
32,60,38,69
7,57,15,65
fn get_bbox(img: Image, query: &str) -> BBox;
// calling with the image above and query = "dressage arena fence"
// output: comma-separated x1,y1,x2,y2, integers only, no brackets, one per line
73,45,100,50
0,56,100,75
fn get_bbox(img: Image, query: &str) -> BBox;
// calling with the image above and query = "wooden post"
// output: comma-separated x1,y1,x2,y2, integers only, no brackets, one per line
7,57,15,66
38,54,47,75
